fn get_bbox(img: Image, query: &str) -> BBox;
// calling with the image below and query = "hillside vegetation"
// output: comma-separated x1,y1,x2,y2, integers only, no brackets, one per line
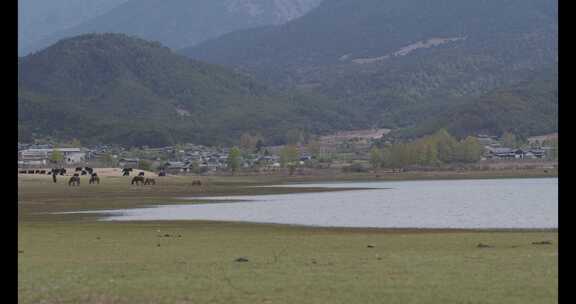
393,66,558,139
18,34,354,146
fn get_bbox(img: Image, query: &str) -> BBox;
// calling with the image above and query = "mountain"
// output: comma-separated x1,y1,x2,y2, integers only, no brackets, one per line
22,0,323,56
183,0,557,134
18,0,128,55
18,34,353,146
392,65,558,139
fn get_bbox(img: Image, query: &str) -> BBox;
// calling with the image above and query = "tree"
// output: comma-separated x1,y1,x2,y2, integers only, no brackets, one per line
501,132,518,148
461,136,483,162
280,145,299,168
240,133,260,153
138,160,152,171
380,147,392,168
369,147,382,170
50,148,64,165
434,129,458,163
546,138,558,161
227,147,242,174
255,139,265,153
306,139,321,158
102,153,117,167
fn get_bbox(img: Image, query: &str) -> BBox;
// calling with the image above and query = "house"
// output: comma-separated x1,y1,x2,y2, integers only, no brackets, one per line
485,147,548,160
163,161,191,173
118,158,140,168
485,147,524,159
527,149,546,159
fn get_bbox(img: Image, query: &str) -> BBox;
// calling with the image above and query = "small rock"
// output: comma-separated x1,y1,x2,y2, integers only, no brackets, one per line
235,257,249,263
164,234,171,237
376,257,382,260
367,244,375,248
18,250,23,254
477,243,492,248
311,259,317,264
532,241,553,245
96,237,101,240
157,244,161,247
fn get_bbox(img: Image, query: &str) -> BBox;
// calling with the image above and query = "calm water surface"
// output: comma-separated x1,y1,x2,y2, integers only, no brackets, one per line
66,178,558,229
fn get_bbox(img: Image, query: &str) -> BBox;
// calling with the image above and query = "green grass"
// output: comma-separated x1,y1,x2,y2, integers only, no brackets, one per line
18,173,558,304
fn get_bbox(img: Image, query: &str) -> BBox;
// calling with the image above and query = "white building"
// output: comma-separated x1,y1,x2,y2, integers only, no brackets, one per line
19,148,86,166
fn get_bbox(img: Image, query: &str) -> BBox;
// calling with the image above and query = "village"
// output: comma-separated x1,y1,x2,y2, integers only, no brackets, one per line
17,131,558,176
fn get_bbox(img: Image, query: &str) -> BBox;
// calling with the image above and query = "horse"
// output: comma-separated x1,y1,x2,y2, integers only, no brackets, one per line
144,178,156,185
85,167,93,174
131,176,145,185
122,168,132,176
75,167,83,172
68,174,80,186
138,172,145,177
89,173,100,184
81,170,88,176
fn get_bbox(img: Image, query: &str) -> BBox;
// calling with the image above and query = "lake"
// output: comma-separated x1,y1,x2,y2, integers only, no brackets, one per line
65,178,558,229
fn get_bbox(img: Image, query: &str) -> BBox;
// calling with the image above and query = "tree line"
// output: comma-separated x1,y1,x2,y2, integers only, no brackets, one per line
370,129,484,169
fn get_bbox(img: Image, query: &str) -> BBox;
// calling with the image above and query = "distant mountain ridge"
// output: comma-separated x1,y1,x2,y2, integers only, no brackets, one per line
182,0,557,136
21,0,322,55
18,0,129,55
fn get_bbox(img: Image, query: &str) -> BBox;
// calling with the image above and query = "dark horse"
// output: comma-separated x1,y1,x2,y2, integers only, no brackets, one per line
89,173,100,184
122,168,133,176
131,176,145,185
144,178,156,185
68,174,80,186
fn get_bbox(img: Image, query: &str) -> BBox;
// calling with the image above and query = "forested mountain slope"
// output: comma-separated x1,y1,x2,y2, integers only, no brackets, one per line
18,34,352,146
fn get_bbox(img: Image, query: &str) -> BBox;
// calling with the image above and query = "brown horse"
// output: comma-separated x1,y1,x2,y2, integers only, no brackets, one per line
144,178,156,185
131,176,145,185
89,174,100,184
68,175,80,186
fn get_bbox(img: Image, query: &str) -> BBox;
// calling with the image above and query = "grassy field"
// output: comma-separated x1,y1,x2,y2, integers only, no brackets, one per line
18,171,558,304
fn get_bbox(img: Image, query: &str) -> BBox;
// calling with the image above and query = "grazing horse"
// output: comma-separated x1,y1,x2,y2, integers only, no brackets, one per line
89,173,100,184
144,178,156,185
122,168,132,176
131,176,145,185
68,174,80,186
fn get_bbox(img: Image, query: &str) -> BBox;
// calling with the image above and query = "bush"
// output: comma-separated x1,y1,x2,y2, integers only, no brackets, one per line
342,163,369,173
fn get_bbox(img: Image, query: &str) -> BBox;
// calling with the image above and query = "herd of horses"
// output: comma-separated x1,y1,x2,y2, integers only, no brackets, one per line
20,167,203,187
